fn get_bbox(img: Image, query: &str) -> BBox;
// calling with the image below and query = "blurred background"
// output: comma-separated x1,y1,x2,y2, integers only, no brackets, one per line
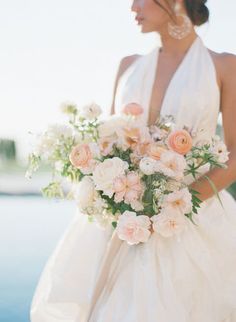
0,0,236,321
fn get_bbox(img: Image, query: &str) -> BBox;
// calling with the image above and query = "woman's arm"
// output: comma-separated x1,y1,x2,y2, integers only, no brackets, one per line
110,55,140,116
189,53,236,202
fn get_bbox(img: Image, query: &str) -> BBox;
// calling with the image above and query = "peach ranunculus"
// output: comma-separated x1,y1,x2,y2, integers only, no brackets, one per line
162,188,193,215
151,208,187,238
69,143,93,169
113,172,143,205
116,211,151,245
147,143,167,160
167,129,193,155
122,103,144,116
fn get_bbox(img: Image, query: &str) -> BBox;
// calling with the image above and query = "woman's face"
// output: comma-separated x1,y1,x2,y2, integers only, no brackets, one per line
131,0,173,33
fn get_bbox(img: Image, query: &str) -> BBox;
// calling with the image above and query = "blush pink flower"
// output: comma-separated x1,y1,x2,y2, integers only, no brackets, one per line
69,143,92,169
155,150,187,181
162,188,193,215
113,172,143,204
151,209,187,238
116,211,151,245
122,103,144,116
167,129,193,155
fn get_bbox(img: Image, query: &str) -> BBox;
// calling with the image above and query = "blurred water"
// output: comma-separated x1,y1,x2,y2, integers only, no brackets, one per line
0,196,75,322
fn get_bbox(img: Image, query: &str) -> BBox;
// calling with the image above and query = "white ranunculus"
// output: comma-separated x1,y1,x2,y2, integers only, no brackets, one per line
139,157,157,175
80,103,102,120
73,176,96,211
92,157,129,197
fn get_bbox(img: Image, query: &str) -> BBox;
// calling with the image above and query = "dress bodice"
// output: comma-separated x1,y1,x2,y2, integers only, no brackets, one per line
114,36,220,143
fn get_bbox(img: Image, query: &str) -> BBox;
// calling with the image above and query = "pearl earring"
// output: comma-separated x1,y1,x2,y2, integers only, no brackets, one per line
167,2,192,40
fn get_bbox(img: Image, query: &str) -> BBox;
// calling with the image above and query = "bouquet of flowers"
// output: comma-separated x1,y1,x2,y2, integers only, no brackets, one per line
26,102,229,245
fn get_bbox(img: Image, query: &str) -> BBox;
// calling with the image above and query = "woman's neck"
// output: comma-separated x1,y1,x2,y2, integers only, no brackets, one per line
158,31,198,56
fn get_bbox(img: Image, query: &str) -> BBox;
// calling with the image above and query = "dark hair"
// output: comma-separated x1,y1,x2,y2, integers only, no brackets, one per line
153,0,209,26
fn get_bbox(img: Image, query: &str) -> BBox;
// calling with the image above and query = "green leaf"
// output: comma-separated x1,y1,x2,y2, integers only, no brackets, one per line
203,174,224,209
112,221,117,229
185,212,197,225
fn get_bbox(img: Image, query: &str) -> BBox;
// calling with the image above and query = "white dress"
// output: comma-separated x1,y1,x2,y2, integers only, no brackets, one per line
30,36,236,322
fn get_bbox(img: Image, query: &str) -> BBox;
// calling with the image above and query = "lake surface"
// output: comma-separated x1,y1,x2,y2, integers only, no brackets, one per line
0,196,75,322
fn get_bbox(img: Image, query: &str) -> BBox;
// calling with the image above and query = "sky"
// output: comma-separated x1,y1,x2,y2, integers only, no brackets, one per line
0,0,236,160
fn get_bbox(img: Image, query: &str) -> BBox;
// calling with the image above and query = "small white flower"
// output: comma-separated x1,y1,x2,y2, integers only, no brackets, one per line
139,157,157,175
47,124,73,140
211,141,230,163
93,210,116,229
151,209,187,238
80,102,102,120
54,160,64,172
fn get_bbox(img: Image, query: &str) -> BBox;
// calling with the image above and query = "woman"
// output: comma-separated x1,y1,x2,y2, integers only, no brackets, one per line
30,0,236,321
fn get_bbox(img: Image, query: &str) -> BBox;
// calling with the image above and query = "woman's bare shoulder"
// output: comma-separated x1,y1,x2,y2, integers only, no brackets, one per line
208,49,236,89
209,50,236,74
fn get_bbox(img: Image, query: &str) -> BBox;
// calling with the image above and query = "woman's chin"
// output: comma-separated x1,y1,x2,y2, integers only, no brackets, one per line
139,26,155,34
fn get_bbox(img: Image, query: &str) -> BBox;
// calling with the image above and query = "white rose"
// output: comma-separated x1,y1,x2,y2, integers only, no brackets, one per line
73,176,96,211
92,157,129,197
80,103,102,120
139,157,157,175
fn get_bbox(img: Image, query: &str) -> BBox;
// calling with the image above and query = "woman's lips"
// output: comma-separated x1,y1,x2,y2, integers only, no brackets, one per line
135,17,144,25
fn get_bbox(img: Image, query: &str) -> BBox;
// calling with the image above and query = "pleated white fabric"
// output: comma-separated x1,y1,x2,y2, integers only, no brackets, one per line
30,36,236,322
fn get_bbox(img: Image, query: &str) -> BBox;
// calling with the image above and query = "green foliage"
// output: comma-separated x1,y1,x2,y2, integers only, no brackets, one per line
41,181,64,199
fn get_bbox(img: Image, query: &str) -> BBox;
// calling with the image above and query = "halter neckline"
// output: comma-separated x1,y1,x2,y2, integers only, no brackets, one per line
147,36,201,125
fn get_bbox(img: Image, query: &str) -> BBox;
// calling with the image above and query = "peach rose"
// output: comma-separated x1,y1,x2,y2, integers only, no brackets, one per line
167,129,193,155
69,143,92,168
147,143,167,160
122,103,144,116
